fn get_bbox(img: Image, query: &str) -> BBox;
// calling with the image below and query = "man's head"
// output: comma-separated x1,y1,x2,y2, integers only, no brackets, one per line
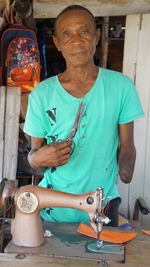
54,5,97,36
53,5,100,68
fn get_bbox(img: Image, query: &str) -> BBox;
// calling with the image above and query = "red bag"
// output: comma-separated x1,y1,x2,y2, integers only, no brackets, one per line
0,8,41,92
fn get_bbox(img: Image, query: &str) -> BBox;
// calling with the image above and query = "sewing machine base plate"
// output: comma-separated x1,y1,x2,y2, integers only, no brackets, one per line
4,222,125,263
87,241,124,254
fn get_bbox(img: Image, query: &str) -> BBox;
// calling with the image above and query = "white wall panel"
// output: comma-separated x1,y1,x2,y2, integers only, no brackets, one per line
121,14,150,228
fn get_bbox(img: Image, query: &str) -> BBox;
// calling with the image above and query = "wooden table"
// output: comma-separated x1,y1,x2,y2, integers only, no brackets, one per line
0,222,150,267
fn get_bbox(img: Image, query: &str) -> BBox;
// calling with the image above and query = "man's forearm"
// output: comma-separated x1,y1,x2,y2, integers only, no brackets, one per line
118,146,136,183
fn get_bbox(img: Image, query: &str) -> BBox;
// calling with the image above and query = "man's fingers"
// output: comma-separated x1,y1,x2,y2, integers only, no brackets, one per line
50,140,72,154
57,140,72,150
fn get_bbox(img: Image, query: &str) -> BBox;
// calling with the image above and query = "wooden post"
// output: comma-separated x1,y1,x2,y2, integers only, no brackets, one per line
5,0,10,14
0,87,5,179
0,86,21,181
99,16,109,68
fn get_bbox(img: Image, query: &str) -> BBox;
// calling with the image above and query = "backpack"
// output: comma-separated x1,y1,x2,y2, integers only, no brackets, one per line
0,8,41,92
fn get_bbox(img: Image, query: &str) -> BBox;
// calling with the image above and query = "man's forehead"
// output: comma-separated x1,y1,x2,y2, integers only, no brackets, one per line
55,10,95,32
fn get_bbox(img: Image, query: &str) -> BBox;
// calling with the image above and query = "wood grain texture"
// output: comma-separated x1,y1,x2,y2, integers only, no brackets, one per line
33,0,150,18
0,86,21,181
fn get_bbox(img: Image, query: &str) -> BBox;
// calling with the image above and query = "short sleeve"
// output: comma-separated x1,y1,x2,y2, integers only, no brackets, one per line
118,79,144,124
24,89,47,137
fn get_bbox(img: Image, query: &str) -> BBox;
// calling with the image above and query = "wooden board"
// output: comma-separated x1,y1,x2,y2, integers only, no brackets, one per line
2,223,150,267
33,0,150,18
118,14,142,218
121,14,150,228
135,14,150,228
0,87,5,179
0,86,21,181
0,0,5,13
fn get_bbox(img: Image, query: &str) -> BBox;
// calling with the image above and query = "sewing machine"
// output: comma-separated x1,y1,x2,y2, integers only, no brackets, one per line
1,178,109,246
0,179,124,262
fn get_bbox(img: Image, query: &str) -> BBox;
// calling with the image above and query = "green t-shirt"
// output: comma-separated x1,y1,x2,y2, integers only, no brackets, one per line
24,67,144,224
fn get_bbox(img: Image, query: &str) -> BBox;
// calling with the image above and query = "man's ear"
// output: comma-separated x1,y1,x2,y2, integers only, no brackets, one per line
53,36,61,51
96,28,100,45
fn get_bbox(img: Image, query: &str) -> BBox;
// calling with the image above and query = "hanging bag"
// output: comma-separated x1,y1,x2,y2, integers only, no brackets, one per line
0,8,41,92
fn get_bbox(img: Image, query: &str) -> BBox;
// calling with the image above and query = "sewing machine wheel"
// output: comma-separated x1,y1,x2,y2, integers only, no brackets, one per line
0,178,15,213
87,241,124,255
0,178,15,252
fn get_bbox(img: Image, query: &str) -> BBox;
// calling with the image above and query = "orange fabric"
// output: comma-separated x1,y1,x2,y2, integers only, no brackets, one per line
141,229,150,236
77,222,137,244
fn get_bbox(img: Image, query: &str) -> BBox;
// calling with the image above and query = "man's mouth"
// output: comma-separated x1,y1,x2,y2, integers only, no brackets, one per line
71,50,86,56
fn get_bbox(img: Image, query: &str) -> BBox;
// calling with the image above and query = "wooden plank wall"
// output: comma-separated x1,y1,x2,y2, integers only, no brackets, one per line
0,87,5,179
118,14,150,228
0,87,21,182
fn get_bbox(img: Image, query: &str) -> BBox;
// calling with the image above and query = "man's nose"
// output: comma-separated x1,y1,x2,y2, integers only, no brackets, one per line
71,33,82,43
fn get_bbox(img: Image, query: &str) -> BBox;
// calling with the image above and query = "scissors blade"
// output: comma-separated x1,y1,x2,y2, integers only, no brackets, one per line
66,101,85,140
74,101,85,128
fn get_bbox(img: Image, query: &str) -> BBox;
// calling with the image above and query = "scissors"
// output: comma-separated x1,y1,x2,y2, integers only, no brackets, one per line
64,101,85,153
51,101,85,173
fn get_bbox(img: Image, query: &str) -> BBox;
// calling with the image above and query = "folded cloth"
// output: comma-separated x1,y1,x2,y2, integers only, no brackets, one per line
77,222,137,244
118,212,132,229
141,230,150,236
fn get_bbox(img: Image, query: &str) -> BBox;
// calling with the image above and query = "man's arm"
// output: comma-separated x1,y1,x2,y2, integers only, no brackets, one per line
118,122,136,183
28,137,72,170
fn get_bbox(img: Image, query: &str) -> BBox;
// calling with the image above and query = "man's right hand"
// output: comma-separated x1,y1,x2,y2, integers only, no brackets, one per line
28,138,72,170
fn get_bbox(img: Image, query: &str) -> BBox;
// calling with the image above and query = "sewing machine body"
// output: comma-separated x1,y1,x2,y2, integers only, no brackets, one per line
1,180,107,247
11,185,103,247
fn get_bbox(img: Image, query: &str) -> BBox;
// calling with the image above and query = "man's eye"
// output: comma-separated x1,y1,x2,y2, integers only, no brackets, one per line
81,30,88,35
64,32,71,37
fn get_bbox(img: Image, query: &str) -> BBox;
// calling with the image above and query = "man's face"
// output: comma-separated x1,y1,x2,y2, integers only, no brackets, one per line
53,10,100,68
